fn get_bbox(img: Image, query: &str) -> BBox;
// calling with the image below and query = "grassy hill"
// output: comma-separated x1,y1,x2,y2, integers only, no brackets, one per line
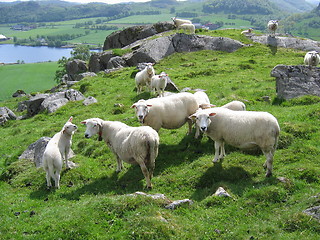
1,29,320,239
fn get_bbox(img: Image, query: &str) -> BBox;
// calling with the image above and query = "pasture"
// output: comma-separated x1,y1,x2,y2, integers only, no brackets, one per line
0,29,320,239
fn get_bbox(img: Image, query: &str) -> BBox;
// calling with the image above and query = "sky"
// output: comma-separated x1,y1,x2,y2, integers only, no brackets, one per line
0,0,151,4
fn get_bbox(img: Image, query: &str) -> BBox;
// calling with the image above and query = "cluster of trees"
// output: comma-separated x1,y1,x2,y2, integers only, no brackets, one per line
0,1,129,23
202,0,275,15
74,21,118,31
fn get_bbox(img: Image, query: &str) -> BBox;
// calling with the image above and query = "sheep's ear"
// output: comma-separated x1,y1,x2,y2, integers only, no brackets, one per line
210,104,216,107
147,104,152,107
130,104,136,109
209,113,217,117
188,114,196,120
68,116,73,122
80,121,87,125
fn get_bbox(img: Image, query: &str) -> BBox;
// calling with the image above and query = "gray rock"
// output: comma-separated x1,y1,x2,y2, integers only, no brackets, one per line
65,89,85,101
83,96,97,106
25,94,49,116
271,64,320,100
12,90,26,98
303,206,320,221
66,59,88,81
107,56,128,69
40,92,66,112
46,98,69,113
249,35,320,52
0,107,17,121
103,21,175,50
17,101,28,112
165,199,193,210
74,72,97,81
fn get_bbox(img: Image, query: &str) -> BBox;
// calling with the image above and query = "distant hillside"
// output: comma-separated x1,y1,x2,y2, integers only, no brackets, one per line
269,0,314,13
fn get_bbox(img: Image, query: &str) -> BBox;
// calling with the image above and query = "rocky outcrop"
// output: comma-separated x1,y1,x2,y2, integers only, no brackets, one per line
24,89,85,116
0,107,17,125
271,64,320,100
90,33,245,72
66,59,88,81
103,21,175,50
249,35,320,52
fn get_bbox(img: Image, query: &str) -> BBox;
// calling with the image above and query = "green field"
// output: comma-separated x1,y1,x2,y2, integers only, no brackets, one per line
0,62,57,101
1,29,320,239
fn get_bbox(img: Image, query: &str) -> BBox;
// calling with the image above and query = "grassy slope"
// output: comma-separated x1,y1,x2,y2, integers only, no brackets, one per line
0,62,57,101
1,30,320,239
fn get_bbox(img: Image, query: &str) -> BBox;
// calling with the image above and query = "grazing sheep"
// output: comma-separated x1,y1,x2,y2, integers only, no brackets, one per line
221,100,246,111
268,20,278,37
171,17,192,28
43,117,78,189
135,63,155,94
193,91,212,138
178,23,196,34
81,118,159,189
241,28,253,35
131,92,198,133
190,108,280,177
150,72,169,97
304,51,320,66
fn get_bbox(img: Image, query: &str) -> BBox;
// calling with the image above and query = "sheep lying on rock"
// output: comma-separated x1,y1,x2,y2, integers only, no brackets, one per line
81,118,159,189
171,17,192,28
190,107,280,177
131,92,198,133
304,51,320,66
150,72,169,97
241,28,253,35
43,117,77,189
268,20,278,37
135,63,155,94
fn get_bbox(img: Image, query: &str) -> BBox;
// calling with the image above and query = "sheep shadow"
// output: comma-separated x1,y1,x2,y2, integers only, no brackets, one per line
267,36,278,55
190,161,254,201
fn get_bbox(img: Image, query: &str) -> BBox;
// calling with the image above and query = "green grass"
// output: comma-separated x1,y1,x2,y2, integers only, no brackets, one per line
1,29,320,239
0,62,57,101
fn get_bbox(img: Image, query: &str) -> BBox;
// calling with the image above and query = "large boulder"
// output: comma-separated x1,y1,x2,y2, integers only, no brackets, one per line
271,64,320,100
249,35,320,52
66,59,88,81
103,21,175,50
25,94,49,116
0,107,17,125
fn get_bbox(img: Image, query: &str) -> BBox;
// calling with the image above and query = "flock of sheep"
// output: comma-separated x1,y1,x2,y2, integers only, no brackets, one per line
42,18,320,190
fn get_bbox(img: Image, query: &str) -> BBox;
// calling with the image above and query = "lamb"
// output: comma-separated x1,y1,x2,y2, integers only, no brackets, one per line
304,51,320,66
178,23,195,34
194,91,211,108
131,92,199,133
150,72,169,97
268,20,278,37
190,107,280,177
135,63,155,94
81,118,159,189
42,117,78,189
171,17,192,28
241,28,253,35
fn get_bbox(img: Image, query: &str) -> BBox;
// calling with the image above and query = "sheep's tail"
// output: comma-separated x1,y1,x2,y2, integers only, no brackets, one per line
147,136,159,178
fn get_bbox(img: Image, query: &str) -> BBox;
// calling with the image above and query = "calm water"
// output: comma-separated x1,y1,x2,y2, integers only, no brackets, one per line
0,44,74,63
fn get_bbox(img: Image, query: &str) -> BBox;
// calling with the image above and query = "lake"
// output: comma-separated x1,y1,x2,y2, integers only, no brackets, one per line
0,44,98,64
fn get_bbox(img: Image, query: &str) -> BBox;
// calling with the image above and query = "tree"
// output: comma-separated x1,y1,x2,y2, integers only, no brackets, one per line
70,45,91,61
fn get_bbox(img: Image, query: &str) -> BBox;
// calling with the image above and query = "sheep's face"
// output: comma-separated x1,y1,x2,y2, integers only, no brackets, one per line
132,103,151,124
63,122,78,135
193,112,217,133
146,63,154,75
81,119,101,138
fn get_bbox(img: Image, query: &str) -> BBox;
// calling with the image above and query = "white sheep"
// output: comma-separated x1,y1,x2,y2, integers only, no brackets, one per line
304,51,320,66
81,118,159,189
42,117,78,189
171,17,192,28
194,91,211,108
268,20,278,37
178,23,195,34
131,92,199,133
150,72,169,97
221,100,246,111
135,63,155,94
241,28,253,35
190,107,280,177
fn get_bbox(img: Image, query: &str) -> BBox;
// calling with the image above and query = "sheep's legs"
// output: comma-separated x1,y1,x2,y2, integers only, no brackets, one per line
187,119,193,135
45,171,52,188
139,161,152,189
116,156,123,172
263,150,274,177
54,169,61,189
213,141,224,162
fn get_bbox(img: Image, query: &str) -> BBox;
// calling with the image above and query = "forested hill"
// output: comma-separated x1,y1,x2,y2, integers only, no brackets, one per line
0,1,130,23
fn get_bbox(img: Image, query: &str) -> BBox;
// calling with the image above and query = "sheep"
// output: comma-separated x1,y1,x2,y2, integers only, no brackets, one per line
171,17,192,28
135,63,155,94
190,107,280,177
194,91,211,108
178,23,195,34
81,118,159,189
304,51,320,66
221,100,246,111
268,20,278,37
241,28,253,35
150,72,169,97
131,92,199,133
42,117,78,189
